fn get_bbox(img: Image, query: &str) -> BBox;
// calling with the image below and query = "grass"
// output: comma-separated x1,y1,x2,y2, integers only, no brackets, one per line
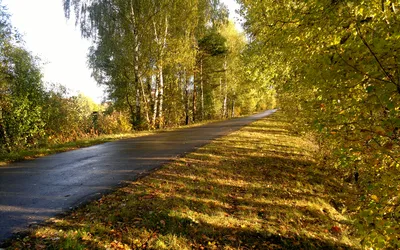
3,112,361,249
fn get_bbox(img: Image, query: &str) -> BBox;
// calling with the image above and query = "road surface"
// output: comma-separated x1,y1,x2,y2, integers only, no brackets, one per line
0,110,276,242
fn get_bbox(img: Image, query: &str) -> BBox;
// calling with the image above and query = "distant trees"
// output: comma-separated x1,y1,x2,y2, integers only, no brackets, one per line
63,0,274,130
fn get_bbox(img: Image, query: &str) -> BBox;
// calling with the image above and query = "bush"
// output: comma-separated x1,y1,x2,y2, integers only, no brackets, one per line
96,111,132,134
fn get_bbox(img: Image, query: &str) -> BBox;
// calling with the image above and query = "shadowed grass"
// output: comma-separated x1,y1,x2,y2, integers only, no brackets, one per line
3,112,360,249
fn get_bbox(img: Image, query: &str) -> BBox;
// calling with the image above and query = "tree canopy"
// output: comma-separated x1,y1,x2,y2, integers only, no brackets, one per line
63,0,273,129
238,0,400,247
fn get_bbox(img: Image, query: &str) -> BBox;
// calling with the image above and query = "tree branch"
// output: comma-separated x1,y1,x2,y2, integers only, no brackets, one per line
355,24,399,90
335,48,392,84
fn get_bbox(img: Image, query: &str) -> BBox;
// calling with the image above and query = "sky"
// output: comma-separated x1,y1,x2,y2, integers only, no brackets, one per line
2,0,242,103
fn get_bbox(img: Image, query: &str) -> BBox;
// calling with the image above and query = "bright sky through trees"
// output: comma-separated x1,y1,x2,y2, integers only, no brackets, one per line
2,0,241,103
2,0,104,102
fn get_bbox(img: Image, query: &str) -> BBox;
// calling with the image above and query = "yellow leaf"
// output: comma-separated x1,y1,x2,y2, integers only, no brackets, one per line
371,195,379,202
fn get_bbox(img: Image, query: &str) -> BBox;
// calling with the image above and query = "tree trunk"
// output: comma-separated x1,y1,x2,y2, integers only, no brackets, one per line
153,15,168,129
192,69,197,123
231,91,236,118
223,58,228,118
200,58,204,120
185,68,190,125
126,87,135,126
157,63,164,128
219,77,223,118
223,87,227,118
152,76,159,128
135,88,141,125
130,1,142,127
140,77,150,125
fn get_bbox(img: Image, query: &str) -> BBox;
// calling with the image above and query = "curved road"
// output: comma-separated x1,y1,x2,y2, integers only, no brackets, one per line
0,110,276,242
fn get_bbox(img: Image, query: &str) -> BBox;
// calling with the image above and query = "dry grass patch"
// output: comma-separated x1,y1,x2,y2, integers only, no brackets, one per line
4,112,360,249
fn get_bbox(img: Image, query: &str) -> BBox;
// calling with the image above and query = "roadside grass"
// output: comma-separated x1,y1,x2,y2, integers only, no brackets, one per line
4,112,360,249
0,119,218,166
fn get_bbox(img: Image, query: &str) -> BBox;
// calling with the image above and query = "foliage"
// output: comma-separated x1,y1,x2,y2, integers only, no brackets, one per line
0,5,46,152
238,0,400,248
0,1,139,156
96,111,132,135
43,85,91,143
63,0,273,129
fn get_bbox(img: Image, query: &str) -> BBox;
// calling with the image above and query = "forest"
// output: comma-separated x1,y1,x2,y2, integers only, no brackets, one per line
1,0,399,248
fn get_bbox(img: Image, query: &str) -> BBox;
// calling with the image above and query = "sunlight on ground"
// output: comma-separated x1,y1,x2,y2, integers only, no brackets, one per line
4,112,360,249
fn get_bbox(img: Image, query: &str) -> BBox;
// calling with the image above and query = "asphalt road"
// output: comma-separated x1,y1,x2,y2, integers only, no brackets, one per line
0,110,276,242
